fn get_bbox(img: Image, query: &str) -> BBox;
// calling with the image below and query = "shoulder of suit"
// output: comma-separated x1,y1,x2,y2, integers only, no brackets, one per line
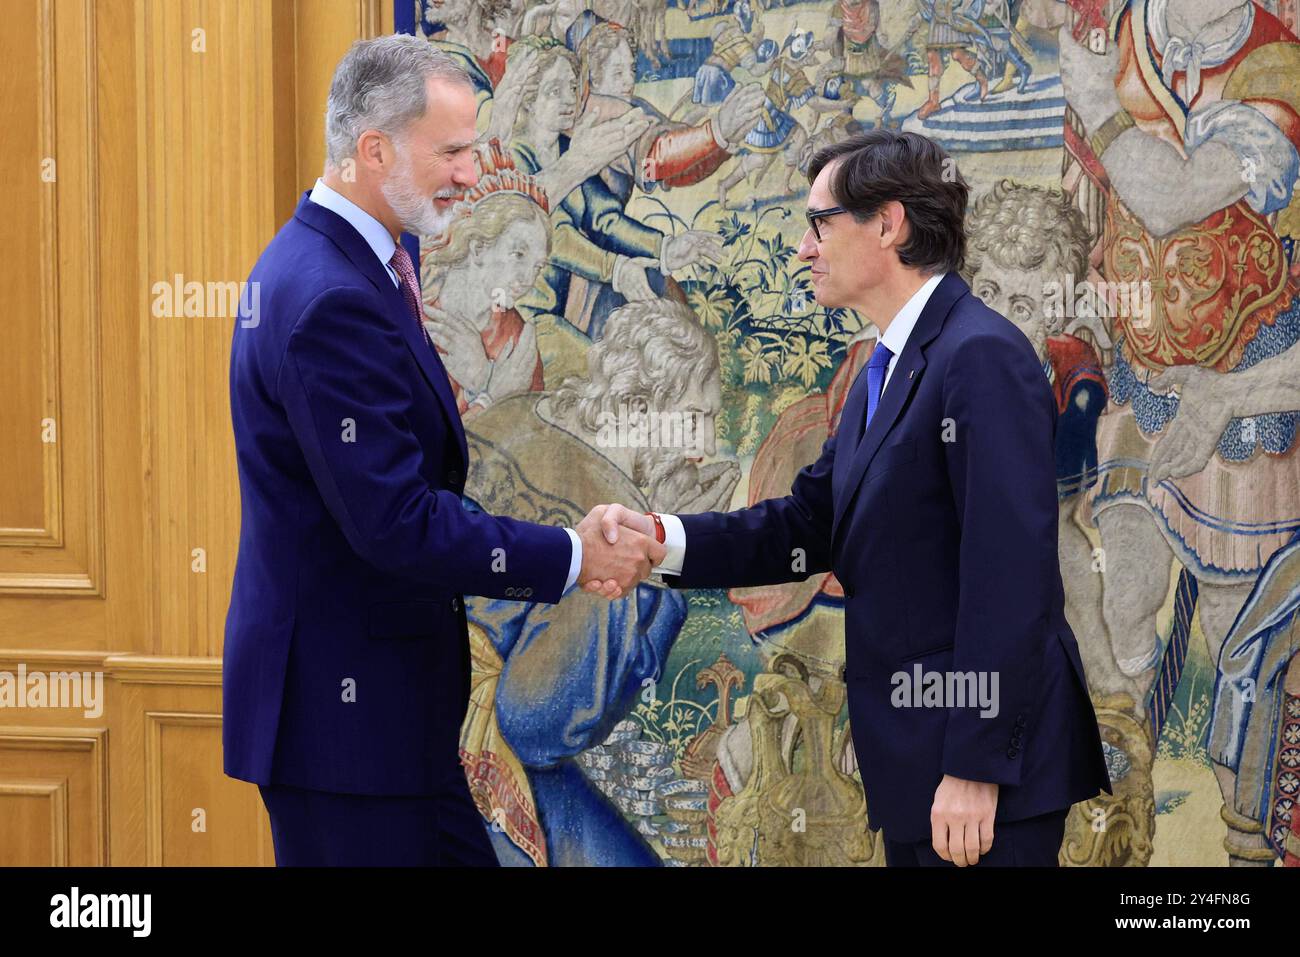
931,299,1042,377
935,294,1023,349
262,225,385,304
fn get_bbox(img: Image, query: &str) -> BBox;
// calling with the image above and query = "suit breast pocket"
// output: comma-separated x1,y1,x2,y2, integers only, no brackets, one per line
366,600,446,640
865,436,917,482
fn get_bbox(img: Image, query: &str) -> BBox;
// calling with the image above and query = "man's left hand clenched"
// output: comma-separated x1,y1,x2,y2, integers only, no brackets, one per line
931,775,999,866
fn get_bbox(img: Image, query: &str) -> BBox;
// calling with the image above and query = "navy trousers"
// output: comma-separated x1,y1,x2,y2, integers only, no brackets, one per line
259,773,498,867
882,808,1069,867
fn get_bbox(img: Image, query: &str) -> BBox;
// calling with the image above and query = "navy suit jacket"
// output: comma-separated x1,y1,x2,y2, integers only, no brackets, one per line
223,193,572,796
664,272,1112,842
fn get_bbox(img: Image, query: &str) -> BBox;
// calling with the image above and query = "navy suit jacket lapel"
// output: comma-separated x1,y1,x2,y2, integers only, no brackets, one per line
294,193,469,468
831,272,970,540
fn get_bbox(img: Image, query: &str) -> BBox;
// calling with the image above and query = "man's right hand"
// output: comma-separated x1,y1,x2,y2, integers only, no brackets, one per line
594,503,654,545
576,505,666,600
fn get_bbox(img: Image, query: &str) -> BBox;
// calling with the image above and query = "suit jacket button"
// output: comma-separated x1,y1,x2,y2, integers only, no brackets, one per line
1006,747,1019,759
505,587,515,598
1014,715,1026,727
451,596,461,612
524,587,533,598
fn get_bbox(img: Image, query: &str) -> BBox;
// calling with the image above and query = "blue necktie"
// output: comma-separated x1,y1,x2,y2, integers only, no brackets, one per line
861,342,894,444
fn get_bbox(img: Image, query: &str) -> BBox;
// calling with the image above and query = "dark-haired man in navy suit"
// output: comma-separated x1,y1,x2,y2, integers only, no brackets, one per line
223,34,666,866
594,130,1112,866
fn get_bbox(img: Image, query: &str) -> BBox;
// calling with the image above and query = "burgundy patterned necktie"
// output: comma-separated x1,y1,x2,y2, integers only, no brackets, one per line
389,244,426,341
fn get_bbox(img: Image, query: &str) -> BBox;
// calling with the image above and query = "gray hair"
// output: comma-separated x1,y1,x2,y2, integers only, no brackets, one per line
324,34,472,167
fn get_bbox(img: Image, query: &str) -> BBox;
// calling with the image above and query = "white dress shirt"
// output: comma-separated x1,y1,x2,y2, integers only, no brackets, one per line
876,271,945,393
309,179,401,288
307,178,585,591
654,272,947,577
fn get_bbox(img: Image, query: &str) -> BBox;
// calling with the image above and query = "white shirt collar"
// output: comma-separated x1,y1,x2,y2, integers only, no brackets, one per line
308,178,397,274
879,271,945,359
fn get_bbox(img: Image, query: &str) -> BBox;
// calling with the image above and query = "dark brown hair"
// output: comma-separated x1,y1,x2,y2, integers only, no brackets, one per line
807,130,970,275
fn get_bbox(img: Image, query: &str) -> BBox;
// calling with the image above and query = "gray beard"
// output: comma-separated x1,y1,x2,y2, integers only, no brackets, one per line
399,197,454,239
381,162,457,238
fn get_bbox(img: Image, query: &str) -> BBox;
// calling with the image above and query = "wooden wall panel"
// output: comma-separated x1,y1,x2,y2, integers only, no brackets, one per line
0,0,47,535
293,0,391,207
0,0,106,598
145,711,274,866
0,0,146,651
0,780,69,866
104,655,272,866
135,0,284,657
0,724,108,866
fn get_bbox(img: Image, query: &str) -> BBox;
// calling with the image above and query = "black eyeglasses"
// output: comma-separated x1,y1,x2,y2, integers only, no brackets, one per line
805,205,847,241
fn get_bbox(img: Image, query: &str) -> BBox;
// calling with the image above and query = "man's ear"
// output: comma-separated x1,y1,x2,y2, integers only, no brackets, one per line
355,129,393,175
880,199,908,248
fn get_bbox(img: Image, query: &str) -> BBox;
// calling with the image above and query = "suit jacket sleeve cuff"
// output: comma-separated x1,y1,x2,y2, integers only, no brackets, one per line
563,526,582,592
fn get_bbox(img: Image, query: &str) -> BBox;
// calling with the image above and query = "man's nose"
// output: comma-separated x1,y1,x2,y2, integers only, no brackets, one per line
797,228,817,261
454,153,479,189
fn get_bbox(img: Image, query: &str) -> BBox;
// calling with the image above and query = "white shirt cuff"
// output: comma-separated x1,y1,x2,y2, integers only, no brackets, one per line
563,527,582,592
654,512,686,576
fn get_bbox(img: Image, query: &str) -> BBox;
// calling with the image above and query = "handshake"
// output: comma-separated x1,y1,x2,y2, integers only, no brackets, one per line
575,504,664,600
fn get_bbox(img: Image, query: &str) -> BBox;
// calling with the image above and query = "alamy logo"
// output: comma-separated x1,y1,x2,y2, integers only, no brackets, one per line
49,887,151,937
0,665,103,719
890,664,1000,718
150,274,260,327
594,402,708,452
